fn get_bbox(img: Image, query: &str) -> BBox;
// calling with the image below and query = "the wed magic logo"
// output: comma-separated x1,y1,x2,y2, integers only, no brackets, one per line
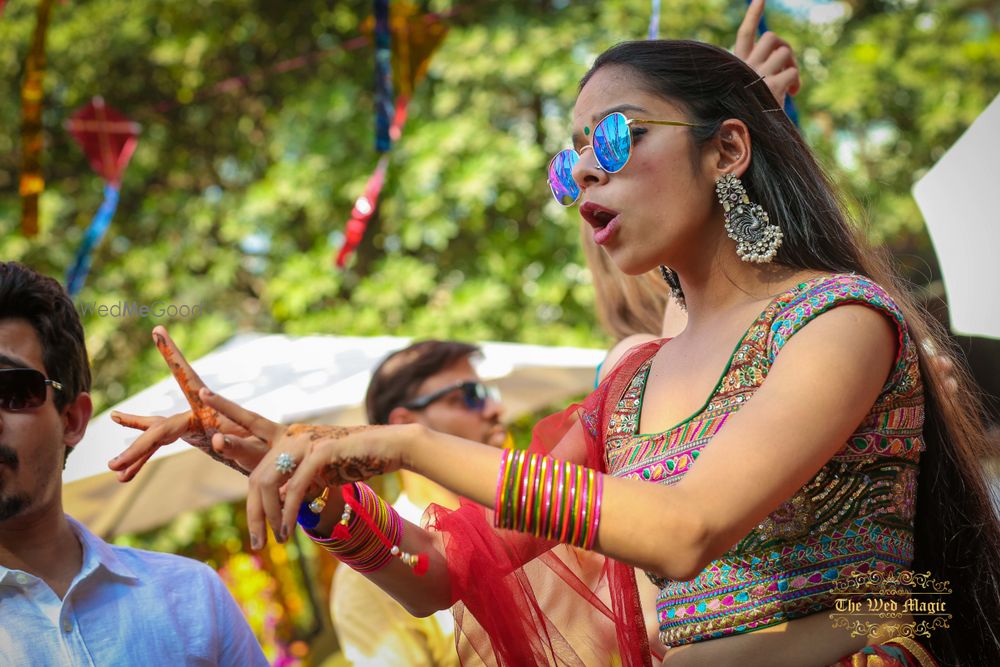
77,300,204,319
829,570,952,639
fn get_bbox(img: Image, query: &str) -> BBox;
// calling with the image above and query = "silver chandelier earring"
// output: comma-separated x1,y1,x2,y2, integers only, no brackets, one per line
659,265,686,310
715,173,782,264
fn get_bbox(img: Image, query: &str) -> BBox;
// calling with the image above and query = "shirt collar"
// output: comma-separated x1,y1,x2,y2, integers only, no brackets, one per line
65,515,140,583
0,515,139,586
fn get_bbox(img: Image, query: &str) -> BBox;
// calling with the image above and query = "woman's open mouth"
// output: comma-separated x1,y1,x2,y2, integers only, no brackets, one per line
580,201,621,246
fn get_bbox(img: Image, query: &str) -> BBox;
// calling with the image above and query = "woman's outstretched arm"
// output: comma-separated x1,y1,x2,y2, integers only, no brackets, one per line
211,303,895,614
416,304,895,580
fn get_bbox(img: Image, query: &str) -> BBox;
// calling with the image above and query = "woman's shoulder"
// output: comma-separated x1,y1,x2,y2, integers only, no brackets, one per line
767,272,916,391
750,273,900,348
599,334,661,384
772,272,905,327
801,272,895,298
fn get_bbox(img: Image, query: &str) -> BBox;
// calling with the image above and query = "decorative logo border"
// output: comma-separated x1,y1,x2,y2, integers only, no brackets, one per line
829,570,951,639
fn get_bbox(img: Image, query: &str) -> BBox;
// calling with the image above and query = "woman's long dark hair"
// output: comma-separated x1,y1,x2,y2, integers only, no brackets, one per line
582,40,1000,666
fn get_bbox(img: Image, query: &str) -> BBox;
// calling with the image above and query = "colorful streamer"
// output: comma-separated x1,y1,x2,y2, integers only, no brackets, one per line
65,98,140,296
336,154,388,269
66,184,119,296
335,97,409,268
648,0,661,40
390,3,449,99
335,3,448,269
374,0,394,152
19,0,56,237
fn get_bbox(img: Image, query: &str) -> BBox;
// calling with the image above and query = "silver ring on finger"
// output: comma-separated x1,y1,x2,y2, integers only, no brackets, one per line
275,452,297,475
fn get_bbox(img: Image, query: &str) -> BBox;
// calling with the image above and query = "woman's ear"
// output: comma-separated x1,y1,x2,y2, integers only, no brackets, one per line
713,118,752,178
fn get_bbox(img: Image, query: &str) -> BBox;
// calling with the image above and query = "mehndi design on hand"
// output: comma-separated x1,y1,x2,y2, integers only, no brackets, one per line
151,325,245,474
322,454,395,485
281,424,391,484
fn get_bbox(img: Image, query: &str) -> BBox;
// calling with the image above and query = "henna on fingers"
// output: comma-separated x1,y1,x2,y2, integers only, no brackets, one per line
150,326,245,474
152,326,219,431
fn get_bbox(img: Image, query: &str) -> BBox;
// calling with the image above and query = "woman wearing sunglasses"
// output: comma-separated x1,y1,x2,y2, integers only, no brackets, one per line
181,36,1000,667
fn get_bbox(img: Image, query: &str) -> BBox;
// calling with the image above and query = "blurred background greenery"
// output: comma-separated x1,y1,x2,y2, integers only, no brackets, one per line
2,0,998,663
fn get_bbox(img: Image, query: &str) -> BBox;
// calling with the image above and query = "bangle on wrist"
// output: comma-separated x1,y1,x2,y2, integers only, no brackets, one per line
494,450,604,550
304,483,429,575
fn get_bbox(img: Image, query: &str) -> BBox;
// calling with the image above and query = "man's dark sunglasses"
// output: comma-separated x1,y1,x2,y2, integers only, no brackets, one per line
401,381,497,412
0,367,63,411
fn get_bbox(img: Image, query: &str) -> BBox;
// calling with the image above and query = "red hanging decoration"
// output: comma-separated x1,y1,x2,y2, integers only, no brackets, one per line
334,2,448,269
64,98,141,296
66,97,140,186
334,97,408,268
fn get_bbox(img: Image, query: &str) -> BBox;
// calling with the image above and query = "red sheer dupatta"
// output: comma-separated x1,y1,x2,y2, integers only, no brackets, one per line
425,340,668,666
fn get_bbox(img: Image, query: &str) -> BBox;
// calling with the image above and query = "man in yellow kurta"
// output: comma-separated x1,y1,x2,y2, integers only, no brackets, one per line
330,341,506,666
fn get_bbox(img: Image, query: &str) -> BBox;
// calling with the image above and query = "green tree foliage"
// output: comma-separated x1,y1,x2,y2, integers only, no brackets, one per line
1,0,997,413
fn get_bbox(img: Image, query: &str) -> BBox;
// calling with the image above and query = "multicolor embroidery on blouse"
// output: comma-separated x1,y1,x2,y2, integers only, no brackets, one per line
602,274,924,647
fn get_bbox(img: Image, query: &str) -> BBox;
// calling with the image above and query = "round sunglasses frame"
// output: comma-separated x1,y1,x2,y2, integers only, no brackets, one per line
547,111,703,206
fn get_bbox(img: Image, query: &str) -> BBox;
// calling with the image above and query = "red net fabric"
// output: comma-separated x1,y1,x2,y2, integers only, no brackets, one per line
425,340,669,666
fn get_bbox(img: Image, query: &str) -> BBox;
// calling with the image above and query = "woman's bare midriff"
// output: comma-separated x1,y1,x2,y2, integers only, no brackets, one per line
658,605,914,667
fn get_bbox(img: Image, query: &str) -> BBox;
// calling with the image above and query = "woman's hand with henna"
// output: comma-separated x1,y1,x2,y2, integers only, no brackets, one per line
109,409,268,480
108,325,266,480
199,386,416,549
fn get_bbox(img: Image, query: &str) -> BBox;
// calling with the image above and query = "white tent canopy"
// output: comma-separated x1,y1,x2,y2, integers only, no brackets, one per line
63,333,605,538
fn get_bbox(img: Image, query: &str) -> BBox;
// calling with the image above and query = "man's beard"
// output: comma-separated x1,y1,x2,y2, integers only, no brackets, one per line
0,443,17,470
0,493,30,522
0,443,29,521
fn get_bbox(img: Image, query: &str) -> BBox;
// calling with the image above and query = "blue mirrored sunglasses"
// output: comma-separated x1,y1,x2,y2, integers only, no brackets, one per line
547,111,703,206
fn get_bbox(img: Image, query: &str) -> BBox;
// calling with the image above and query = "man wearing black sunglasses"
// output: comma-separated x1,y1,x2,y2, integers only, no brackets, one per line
0,261,266,666
369,341,506,449
330,340,506,666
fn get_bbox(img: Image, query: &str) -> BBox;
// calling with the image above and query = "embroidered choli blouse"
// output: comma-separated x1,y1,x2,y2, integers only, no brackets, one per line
601,274,924,647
